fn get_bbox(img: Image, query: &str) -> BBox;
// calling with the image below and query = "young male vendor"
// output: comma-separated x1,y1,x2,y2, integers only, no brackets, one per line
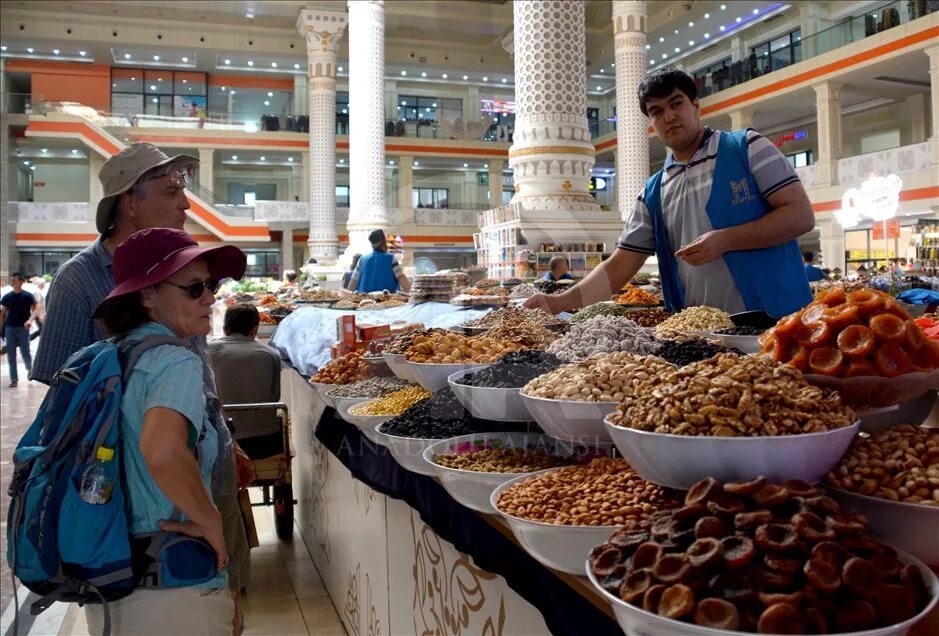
526,68,814,318
542,256,574,282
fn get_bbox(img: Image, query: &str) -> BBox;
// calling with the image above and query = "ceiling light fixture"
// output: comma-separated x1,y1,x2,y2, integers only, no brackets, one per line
230,90,236,95
53,49,61,55
232,155,238,160
420,71,426,77
267,91,273,97
0,46,7,52
674,47,680,53
689,40,694,46
153,55,160,61
596,85,602,90
338,66,343,72
294,63,301,69
720,4,726,9
704,13,710,19
41,148,48,153
263,100,270,105
463,163,468,168
26,47,35,53
247,60,254,66
260,156,266,160
288,157,294,162
400,70,406,75
720,25,726,31
644,44,650,50
224,59,231,65
753,8,759,14
662,53,668,59
704,33,710,39
414,161,419,166
482,76,488,81
339,159,344,163
182,79,187,83
658,36,664,42
389,160,394,165
674,29,679,34
736,17,742,23
483,164,488,169
432,102,437,107
688,21,694,27
182,56,189,62
72,149,79,154
152,97,158,103
649,59,654,65
79,50,86,56
462,75,468,80
271,62,277,68
150,85,156,90
442,73,448,78
245,10,255,18
501,78,507,83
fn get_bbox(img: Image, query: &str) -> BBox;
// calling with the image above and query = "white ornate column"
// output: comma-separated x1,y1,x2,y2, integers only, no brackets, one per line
488,160,505,208
611,1,648,220
397,156,413,224
508,0,598,213
297,8,347,264
345,0,388,260
927,47,939,166
813,81,843,187
281,227,295,275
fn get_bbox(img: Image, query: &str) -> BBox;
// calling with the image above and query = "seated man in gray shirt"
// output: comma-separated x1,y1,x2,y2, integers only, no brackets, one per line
208,303,283,458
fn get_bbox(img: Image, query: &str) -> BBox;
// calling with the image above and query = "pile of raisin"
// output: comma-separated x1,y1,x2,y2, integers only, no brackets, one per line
588,476,930,633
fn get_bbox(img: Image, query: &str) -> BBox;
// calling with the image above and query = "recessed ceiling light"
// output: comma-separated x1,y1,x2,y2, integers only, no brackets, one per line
263,100,270,106
232,155,238,160
341,108,347,113
389,160,394,165
224,59,231,65
23,161,30,166
260,156,266,161
41,148,48,153
221,86,227,91
271,62,277,68
420,71,426,77
689,40,695,46
247,60,254,66
150,85,156,90
123,53,131,59
26,47,35,53
414,161,419,166
704,13,710,19
720,4,726,9
644,44,650,50
649,59,654,65
294,63,300,69
483,164,488,169
230,90,236,95
151,97,158,103
267,91,273,97
674,47,680,53
674,29,679,34
501,78,507,83
131,76,136,80
157,78,162,82
53,49,61,55
432,102,437,107
442,73,448,79
463,163,468,167
72,149,79,154
153,55,160,61
338,66,343,72
79,50,86,56
596,85,602,90
659,36,664,42
400,100,406,105
400,70,406,76
112,83,116,87
720,25,726,31
288,157,294,162
482,76,488,81
736,17,742,23
339,159,344,163
753,9,759,14
662,53,668,59
462,75,468,80
245,10,255,18
704,33,710,39
612,62,615,66
182,56,188,62
688,21,694,27
0,46,7,52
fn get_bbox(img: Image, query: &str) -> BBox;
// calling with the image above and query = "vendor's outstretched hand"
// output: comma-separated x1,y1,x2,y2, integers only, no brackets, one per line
676,230,729,266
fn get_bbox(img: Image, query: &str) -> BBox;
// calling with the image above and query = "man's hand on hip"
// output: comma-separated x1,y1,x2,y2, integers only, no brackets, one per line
676,229,730,266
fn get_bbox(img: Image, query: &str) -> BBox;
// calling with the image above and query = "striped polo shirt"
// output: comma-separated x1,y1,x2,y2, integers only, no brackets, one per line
617,127,801,314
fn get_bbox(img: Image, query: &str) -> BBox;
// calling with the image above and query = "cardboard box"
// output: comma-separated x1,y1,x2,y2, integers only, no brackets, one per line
356,323,391,341
336,315,356,346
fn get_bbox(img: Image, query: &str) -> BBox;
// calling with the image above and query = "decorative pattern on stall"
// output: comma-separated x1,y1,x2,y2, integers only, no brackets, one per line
345,0,389,262
612,0,649,220
344,564,361,635
410,513,507,636
366,573,383,636
508,0,598,212
297,9,347,263
310,436,333,563
353,477,378,516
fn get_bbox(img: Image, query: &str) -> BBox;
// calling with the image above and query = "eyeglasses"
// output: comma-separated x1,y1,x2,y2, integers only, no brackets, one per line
163,278,220,299
136,165,193,189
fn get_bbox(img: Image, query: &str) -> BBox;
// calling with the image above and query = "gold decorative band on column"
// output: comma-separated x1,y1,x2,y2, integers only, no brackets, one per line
508,145,595,158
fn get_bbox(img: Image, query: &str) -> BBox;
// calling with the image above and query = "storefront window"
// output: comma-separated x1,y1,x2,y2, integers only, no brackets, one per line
752,29,801,72
112,68,207,121
336,185,350,207
244,251,281,278
413,188,448,209
786,150,812,168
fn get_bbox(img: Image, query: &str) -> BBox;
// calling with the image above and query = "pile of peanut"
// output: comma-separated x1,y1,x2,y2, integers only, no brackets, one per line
311,351,375,385
349,385,431,416
383,328,447,355
484,322,558,350
495,457,680,527
654,306,734,340
827,424,939,505
611,353,856,436
433,447,576,473
522,352,675,403
404,332,523,364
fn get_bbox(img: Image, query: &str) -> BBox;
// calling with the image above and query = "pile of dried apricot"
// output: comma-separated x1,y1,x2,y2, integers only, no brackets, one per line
758,287,939,377
588,476,932,632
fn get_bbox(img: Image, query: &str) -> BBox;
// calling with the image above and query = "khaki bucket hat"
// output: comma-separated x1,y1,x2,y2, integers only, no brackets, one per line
95,142,198,235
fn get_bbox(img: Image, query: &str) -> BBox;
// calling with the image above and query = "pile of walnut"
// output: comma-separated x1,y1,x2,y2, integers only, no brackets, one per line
404,332,524,364
609,353,856,436
589,476,933,632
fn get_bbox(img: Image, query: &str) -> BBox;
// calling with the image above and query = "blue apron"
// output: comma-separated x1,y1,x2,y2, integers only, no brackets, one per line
355,251,399,293
644,130,812,318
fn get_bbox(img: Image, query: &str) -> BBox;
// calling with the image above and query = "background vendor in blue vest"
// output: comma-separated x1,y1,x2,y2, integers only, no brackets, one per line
526,67,814,319
803,251,829,282
542,256,574,282
346,228,412,293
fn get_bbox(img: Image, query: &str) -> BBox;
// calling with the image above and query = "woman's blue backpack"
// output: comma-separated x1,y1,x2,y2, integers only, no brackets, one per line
6,335,185,634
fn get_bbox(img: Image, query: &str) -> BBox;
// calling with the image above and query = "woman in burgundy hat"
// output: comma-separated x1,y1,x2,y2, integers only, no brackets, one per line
87,228,246,635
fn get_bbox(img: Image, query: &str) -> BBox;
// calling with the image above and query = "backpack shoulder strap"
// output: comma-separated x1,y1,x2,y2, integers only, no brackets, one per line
119,335,191,385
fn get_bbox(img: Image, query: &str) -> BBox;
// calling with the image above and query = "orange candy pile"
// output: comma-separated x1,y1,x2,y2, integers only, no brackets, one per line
759,288,939,378
913,315,939,342
614,284,660,306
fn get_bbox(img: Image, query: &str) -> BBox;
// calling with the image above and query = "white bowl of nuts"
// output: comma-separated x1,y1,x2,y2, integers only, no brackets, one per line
520,393,617,442
490,458,681,575
375,423,441,476
382,351,416,382
408,361,493,392
309,382,338,409
448,368,533,422
585,549,939,636
329,394,372,418
423,432,610,514
603,414,861,490
337,401,393,446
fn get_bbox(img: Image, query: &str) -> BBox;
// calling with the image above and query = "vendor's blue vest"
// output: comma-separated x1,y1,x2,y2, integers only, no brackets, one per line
355,251,399,293
644,129,812,318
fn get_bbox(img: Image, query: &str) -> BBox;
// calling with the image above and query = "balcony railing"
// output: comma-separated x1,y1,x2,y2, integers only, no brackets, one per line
837,141,934,186
694,0,935,99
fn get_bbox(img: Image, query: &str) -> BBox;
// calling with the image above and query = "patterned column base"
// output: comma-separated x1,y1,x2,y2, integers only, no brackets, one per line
308,239,340,265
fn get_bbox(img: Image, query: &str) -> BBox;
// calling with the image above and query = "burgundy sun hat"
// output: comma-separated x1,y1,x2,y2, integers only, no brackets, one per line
93,228,246,316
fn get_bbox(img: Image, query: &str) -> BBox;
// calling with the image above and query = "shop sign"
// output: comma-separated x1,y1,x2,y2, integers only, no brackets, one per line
871,218,901,241
480,99,515,114
772,130,807,148
849,249,894,259
589,177,608,191
835,173,903,228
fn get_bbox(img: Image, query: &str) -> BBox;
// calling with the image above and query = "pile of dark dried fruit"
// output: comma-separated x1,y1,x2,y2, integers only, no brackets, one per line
588,476,932,633
713,326,766,336
452,350,562,389
378,387,525,439
656,338,742,366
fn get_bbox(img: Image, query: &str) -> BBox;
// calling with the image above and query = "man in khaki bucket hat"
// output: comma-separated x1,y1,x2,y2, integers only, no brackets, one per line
33,143,254,631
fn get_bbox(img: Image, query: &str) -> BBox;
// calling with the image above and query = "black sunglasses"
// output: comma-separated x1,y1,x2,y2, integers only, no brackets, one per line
164,279,220,299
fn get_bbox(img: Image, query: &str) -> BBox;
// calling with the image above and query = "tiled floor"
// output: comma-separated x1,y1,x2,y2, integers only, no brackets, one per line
1,337,346,636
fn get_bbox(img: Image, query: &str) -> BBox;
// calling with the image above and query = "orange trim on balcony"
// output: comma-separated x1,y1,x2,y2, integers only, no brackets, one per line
208,75,294,90
16,233,100,242
134,134,309,148
28,120,121,154
813,186,939,213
